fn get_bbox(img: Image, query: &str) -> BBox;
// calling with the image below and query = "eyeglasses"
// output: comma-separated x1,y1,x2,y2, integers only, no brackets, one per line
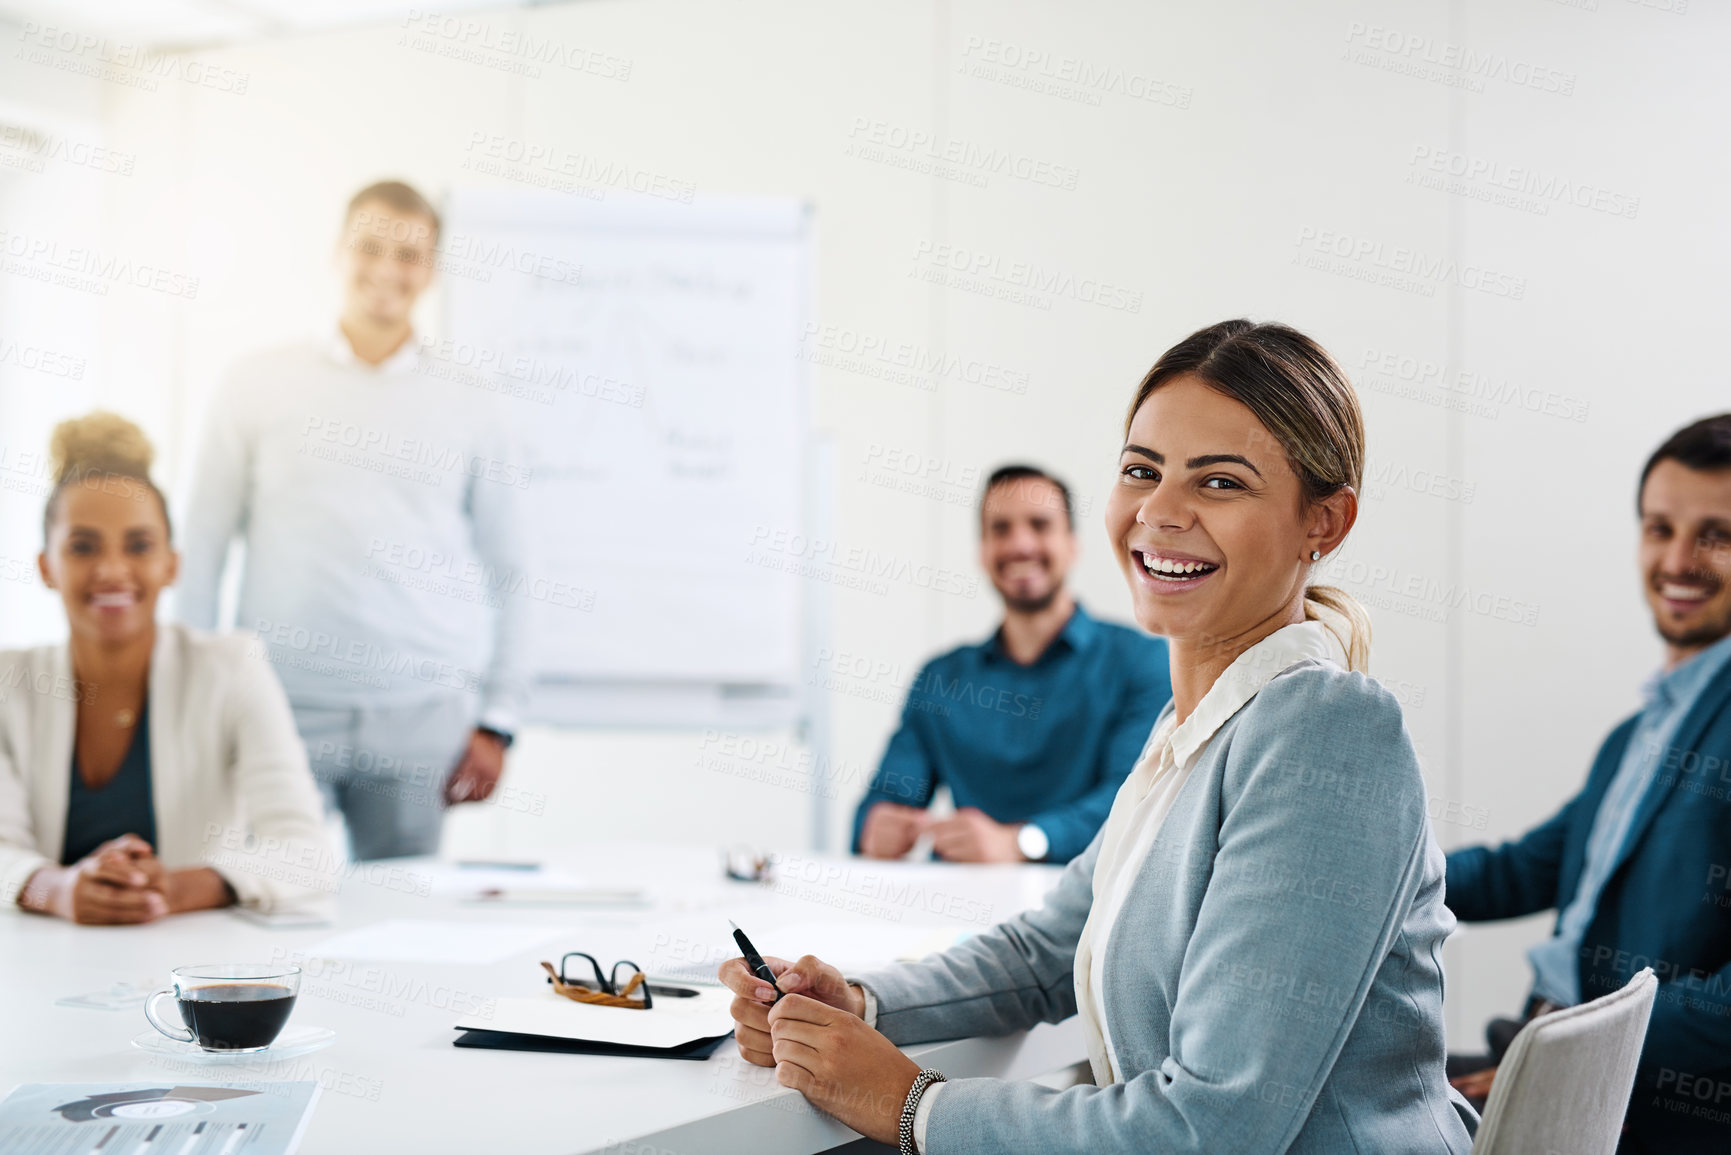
723,844,775,883
541,953,653,1009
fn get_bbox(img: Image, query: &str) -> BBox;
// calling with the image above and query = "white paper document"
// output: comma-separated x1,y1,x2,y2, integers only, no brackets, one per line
426,864,588,897
457,988,736,1050
305,919,566,965
423,864,647,907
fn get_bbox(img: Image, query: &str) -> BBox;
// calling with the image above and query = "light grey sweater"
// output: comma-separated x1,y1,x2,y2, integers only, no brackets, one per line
176,336,532,730
858,660,1478,1154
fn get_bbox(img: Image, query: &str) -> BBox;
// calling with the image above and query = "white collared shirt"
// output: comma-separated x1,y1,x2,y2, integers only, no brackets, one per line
325,327,423,374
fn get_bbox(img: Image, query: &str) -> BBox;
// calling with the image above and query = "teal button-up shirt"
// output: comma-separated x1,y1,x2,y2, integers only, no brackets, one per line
850,603,1170,863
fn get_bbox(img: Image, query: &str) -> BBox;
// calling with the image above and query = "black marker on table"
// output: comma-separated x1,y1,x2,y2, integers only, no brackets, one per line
730,919,783,1003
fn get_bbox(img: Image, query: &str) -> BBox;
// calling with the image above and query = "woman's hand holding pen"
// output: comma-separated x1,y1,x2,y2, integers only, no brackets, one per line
719,951,915,1145
768,994,919,1146
718,953,862,1066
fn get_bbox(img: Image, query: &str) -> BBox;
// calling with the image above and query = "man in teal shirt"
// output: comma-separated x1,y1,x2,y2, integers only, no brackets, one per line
852,465,1171,864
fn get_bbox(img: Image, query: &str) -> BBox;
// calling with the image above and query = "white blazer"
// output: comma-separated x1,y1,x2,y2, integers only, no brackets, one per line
0,623,333,914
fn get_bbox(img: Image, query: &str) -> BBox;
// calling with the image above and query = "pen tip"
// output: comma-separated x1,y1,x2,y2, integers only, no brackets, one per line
728,919,740,932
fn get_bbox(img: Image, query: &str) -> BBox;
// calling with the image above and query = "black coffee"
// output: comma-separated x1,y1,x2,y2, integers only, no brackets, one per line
177,983,297,1051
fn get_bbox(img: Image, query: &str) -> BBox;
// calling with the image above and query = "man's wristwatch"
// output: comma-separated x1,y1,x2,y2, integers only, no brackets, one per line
477,725,515,749
1015,823,1049,862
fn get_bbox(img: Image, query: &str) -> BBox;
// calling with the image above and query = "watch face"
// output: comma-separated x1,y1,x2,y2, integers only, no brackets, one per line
1017,824,1048,861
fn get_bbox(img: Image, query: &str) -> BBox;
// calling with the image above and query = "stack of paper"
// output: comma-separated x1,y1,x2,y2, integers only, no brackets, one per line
425,864,647,907
453,988,735,1059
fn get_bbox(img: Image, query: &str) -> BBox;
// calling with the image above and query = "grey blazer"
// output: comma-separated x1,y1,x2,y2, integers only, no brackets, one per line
858,661,1478,1154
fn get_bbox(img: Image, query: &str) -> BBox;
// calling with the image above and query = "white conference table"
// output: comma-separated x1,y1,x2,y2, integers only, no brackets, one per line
2,842,1086,1154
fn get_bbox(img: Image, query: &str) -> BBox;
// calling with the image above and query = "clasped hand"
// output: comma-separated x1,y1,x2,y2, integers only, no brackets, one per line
23,834,168,924
19,834,233,924
859,802,1024,862
718,952,921,1146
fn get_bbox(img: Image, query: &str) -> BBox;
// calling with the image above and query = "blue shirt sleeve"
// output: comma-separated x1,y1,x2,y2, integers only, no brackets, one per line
1027,634,1170,862
851,664,942,853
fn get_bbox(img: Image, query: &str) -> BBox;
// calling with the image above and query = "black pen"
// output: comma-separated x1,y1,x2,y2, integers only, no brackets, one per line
730,919,783,1003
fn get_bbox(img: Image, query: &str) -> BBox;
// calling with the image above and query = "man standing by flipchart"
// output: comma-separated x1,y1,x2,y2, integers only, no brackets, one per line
178,180,532,860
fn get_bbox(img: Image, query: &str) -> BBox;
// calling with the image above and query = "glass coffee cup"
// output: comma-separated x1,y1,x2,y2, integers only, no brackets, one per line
143,964,302,1053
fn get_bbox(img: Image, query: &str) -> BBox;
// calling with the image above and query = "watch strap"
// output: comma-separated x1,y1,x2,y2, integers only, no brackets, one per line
1016,822,1049,862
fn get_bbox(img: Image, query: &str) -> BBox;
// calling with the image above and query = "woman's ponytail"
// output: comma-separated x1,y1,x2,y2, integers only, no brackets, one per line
1303,585,1372,673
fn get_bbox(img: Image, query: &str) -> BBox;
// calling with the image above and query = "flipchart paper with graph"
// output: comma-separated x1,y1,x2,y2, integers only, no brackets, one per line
442,189,813,724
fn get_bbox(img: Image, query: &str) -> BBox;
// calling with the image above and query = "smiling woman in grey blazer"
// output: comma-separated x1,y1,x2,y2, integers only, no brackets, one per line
721,320,1478,1153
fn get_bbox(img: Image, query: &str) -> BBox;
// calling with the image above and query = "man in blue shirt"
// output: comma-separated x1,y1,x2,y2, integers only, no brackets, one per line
851,465,1171,864
1446,414,1731,1153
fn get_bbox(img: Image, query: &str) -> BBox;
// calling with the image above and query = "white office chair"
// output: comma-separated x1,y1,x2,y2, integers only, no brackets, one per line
1471,967,1657,1155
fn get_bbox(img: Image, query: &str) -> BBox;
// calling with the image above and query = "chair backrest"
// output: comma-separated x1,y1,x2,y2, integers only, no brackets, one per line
1471,968,1657,1155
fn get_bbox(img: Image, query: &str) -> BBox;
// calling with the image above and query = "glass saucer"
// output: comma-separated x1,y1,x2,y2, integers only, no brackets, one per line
130,1024,335,1063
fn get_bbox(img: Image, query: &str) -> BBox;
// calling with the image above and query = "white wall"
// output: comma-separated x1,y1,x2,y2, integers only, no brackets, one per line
1,0,1725,1044
0,19,110,639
